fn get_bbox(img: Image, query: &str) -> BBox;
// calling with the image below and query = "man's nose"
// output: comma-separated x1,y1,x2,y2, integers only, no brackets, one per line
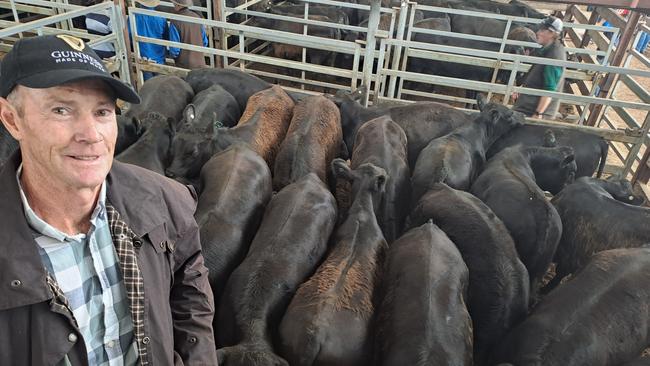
74,112,103,143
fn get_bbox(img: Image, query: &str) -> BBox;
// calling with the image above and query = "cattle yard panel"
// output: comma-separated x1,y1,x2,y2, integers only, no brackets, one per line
129,6,365,92
0,0,132,82
386,3,617,107
216,0,398,102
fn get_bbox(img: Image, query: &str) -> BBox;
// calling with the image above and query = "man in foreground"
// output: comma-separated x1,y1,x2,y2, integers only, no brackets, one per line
0,34,218,365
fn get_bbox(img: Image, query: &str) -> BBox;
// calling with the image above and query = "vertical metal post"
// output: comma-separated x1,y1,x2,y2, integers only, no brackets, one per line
361,0,381,106
220,0,228,67
379,9,397,96
373,36,387,104
487,18,512,102
111,1,133,87
351,44,361,89
238,30,245,71
623,111,650,178
206,0,214,67
387,0,409,99
301,2,309,90
503,58,520,105
117,0,137,88
396,1,418,100
128,9,144,88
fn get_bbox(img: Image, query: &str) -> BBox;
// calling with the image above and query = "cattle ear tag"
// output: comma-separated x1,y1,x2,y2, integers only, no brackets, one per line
213,120,223,129
56,35,85,51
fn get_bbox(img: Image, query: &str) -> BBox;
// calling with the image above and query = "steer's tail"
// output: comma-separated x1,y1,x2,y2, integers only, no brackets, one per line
596,139,609,178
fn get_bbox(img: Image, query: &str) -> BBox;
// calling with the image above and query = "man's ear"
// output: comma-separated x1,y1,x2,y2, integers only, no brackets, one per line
0,96,23,141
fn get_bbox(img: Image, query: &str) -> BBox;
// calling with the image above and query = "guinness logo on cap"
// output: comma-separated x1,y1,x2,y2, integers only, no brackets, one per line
56,35,85,51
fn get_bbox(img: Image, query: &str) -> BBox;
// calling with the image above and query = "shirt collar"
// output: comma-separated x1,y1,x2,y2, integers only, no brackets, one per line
16,163,107,241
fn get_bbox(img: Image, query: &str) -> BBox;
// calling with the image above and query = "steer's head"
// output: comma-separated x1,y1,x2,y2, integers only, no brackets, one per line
166,125,213,180
332,158,388,216
477,95,525,140
603,175,646,206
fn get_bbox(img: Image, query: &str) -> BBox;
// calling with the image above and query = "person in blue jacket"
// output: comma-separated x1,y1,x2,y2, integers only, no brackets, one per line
130,0,169,81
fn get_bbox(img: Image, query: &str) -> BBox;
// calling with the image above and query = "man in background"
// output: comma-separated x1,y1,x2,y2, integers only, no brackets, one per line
513,16,566,120
169,0,209,69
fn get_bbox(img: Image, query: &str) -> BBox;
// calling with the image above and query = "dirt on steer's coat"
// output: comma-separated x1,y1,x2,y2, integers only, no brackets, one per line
375,222,474,366
278,160,388,366
216,173,337,366
408,183,529,366
273,95,344,191
196,143,272,307
411,96,524,206
492,247,650,366
116,112,174,175
471,145,576,303
547,176,650,290
166,85,294,180
349,115,410,243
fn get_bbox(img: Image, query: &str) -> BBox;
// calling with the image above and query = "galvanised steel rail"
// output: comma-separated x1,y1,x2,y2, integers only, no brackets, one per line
0,1,132,87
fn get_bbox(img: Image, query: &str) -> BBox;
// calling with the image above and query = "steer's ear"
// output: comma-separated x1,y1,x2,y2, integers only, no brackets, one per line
184,104,196,124
132,117,144,136
332,158,354,182
477,94,488,111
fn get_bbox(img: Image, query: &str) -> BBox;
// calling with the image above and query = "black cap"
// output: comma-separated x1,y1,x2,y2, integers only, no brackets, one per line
0,35,140,103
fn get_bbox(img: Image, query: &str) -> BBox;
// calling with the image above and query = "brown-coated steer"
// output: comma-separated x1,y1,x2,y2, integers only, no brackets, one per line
408,183,529,365
375,222,474,366
547,176,650,290
216,173,337,366
350,115,410,243
166,85,294,180
196,144,272,306
273,95,343,191
492,247,650,366
278,159,388,366
471,145,576,303
411,96,523,205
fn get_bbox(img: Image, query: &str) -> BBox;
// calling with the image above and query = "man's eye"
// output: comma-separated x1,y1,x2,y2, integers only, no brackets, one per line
53,107,68,114
97,109,113,117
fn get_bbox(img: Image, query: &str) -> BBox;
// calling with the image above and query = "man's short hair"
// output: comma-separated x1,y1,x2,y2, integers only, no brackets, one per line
6,87,23,117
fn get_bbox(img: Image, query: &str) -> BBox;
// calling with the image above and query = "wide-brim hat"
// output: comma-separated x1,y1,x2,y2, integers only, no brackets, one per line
135,0,160,8
0,35,140,103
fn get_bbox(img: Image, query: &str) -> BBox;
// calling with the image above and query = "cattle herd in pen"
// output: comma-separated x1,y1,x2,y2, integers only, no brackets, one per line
3,65,648,366
0,1,648,362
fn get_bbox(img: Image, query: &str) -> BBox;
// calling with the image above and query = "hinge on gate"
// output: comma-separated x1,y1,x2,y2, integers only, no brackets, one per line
624,127,644,138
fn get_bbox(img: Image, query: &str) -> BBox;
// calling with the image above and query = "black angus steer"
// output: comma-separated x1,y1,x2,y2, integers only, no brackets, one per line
471,145,576,302
116,112,174,175
374,222,473,366
196,143,272,305
546,176,650,290
492,247,650,366
278,160,388,366
216,174,337,366
487,124,610,178
408,183,529,366
180,84,241,130
411,96,523,205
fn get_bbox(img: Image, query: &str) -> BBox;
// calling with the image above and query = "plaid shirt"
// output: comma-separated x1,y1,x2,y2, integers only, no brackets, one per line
17,168,140,366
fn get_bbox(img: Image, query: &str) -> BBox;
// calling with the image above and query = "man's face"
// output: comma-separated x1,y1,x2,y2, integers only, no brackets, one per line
2,80,117,191
536,28,555,46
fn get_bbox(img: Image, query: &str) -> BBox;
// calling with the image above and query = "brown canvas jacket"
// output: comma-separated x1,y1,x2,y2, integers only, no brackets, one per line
0,152,218,365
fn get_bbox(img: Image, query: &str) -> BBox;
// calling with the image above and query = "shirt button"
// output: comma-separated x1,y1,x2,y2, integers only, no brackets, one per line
189,336,197,344
107,340,115,348
10,279,21,287
142,336,150,345
68,333,77,343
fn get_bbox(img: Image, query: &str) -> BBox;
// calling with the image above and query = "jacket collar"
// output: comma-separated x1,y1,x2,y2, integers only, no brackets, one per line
0,151,165,311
